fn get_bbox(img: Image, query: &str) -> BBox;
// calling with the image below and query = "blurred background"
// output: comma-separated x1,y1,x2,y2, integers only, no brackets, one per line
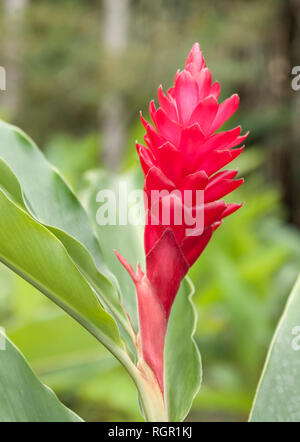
0,0,300,422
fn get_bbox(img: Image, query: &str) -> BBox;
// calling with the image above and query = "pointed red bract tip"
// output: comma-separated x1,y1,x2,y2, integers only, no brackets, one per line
185,42,205,71
114,250,140,284
137,43,247,307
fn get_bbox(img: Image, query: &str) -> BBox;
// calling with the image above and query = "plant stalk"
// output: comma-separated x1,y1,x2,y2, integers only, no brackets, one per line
135,358,168,422
115,347,168,421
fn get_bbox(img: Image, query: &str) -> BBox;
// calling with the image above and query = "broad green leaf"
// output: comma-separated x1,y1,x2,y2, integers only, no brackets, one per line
7,306,139,421
0,120,104,271
81,170,144,331
0,329,82,422
164,277,202,421
0,189,124,357
0,121,134,345
249,274,300,422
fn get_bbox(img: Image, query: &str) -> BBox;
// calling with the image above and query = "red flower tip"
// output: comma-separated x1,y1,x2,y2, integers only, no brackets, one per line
139,111,148,129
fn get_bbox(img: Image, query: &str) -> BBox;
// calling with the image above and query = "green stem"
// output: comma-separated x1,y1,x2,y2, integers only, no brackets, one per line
137,381,168,422
115,349,168,421
87,315,167,421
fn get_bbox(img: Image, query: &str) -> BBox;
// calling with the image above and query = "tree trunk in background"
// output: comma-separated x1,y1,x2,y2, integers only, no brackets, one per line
288,0,300,226
269,0,300,227
101,0,130,170
2,0,28,119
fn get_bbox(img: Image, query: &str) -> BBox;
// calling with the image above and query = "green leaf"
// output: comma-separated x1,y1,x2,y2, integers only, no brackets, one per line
81,170,144,331
0,120,134,346
249,274,300,422
164,277,202,421
0,188,125,358
0,120,103,270
0,329,82,422
9,312,116,393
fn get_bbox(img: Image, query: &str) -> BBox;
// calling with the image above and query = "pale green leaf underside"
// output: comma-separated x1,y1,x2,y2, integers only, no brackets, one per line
0,330,82,422
164,277,202,422
249,274,300,422
81,170,144,331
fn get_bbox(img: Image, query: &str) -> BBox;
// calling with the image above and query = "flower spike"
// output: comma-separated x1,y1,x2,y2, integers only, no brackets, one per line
117,43,248,392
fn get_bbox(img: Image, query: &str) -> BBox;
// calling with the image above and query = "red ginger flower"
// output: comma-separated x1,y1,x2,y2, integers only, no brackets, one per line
116,43,248,392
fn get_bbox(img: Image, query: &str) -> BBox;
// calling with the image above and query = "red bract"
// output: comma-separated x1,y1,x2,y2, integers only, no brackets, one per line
116,43,248,392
